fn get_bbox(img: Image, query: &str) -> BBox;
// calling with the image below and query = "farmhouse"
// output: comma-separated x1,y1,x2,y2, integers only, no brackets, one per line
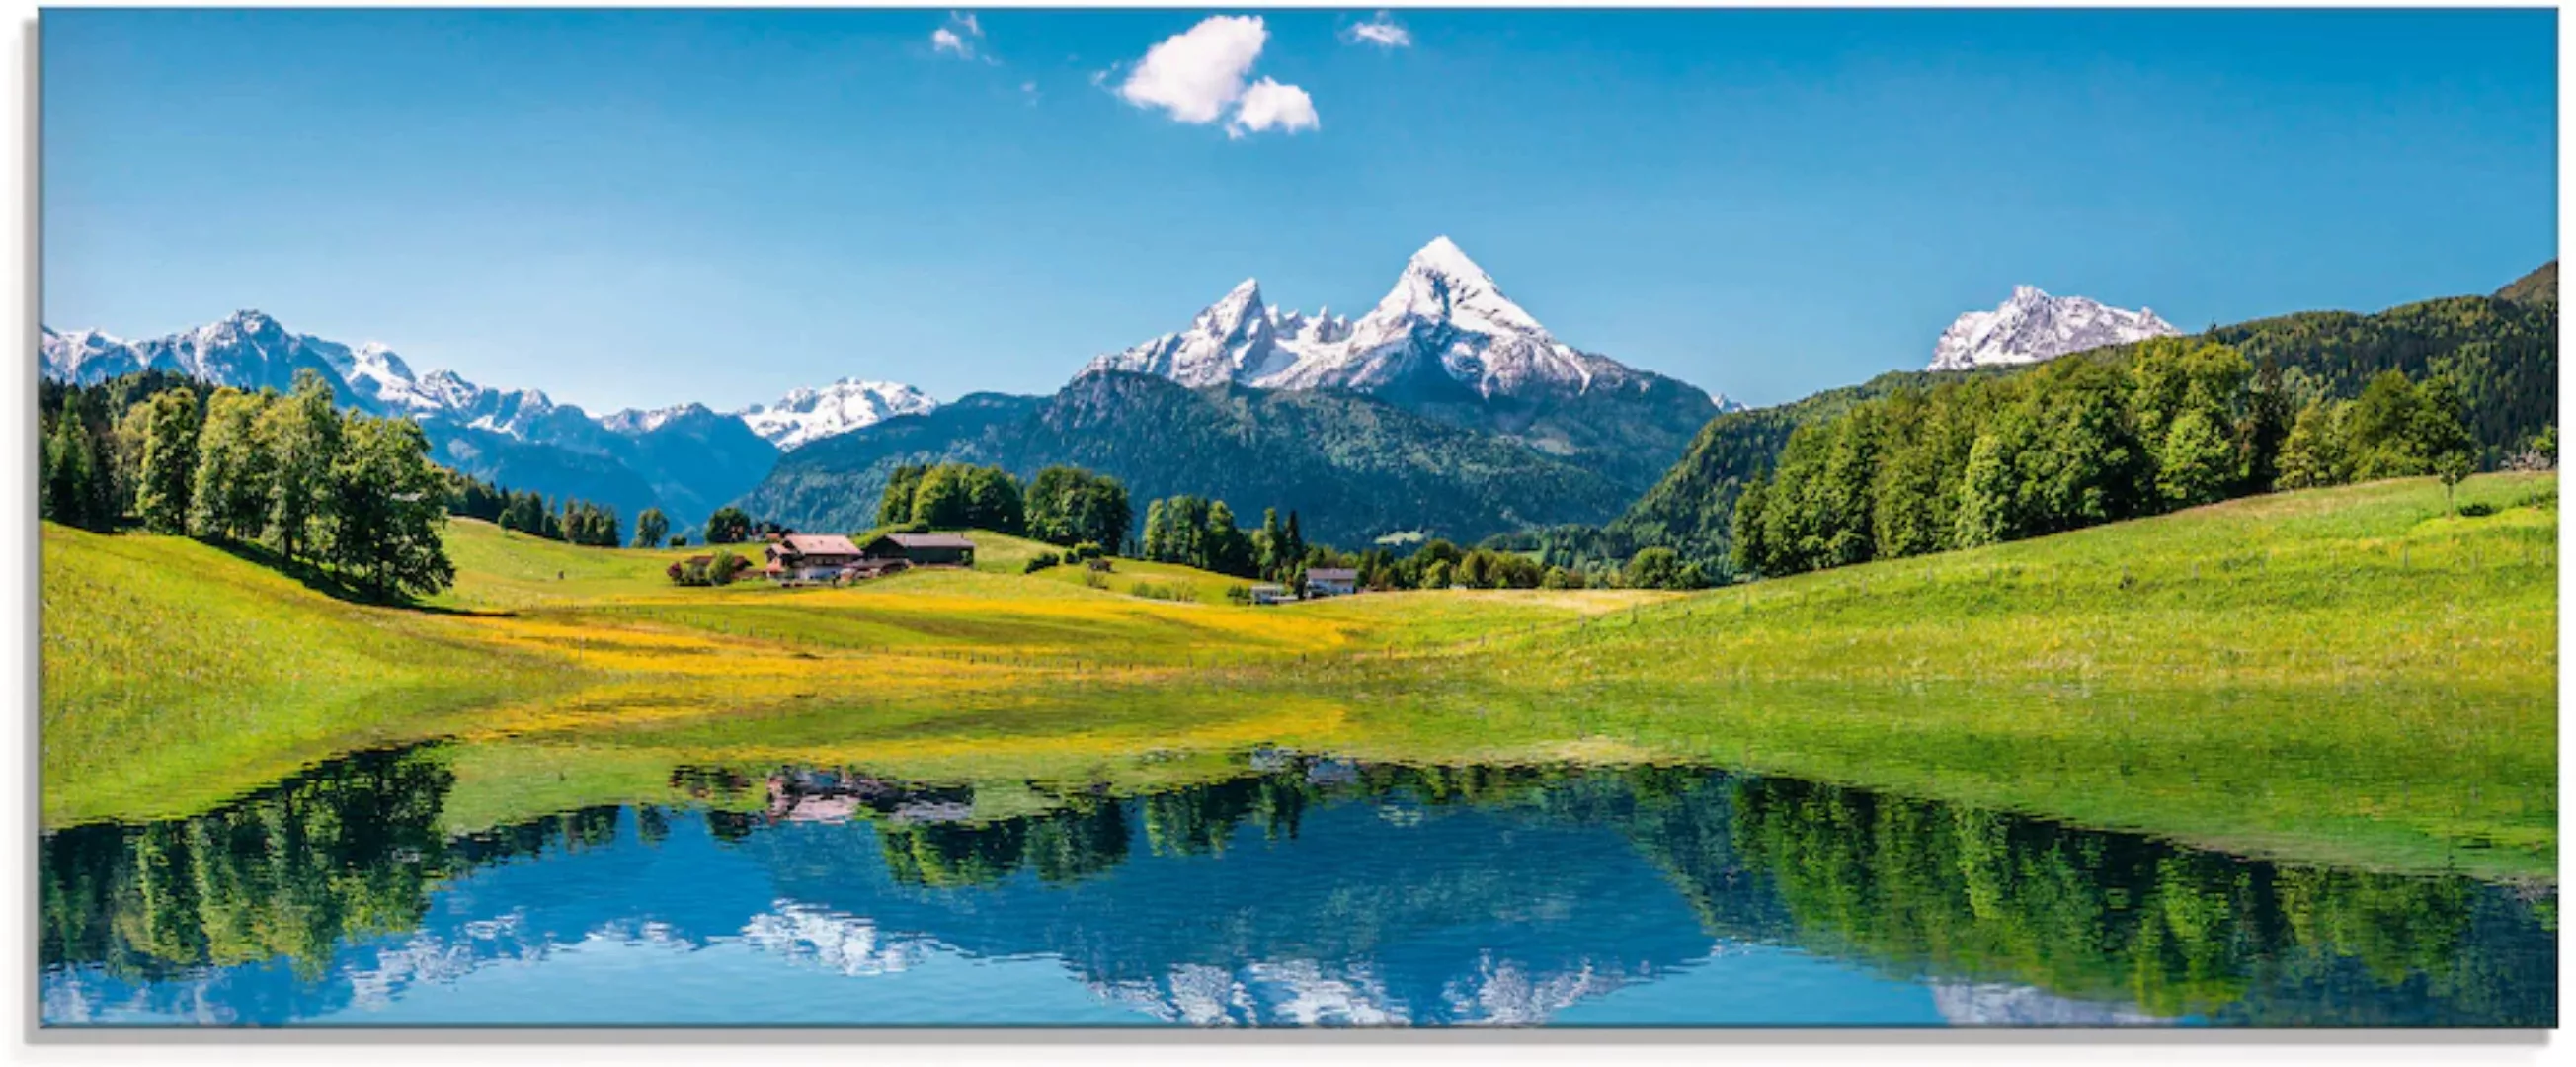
1305,567,1360,598
765,534,863,584
862,532,978,568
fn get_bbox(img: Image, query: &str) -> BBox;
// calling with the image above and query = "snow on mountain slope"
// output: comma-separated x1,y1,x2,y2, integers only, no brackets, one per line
1929,286,2179,371
739,378,940,451
1081,236,1734,409
1085,279,1350,389
39,310,937,451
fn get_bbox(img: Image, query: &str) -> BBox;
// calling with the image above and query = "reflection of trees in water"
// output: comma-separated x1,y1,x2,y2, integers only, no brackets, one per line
1641,776,2554,1025
40,747,2553,1026
44,748,455,981
879,799,1129,888
41,746,632,981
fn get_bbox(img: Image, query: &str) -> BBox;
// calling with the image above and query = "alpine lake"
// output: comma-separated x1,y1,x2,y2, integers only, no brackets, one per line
40,733,2556,1027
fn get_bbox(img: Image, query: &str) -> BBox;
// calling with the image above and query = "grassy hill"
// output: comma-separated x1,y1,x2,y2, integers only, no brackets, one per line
40,525,573,825
40,474,2556,881
1351,473,2557,880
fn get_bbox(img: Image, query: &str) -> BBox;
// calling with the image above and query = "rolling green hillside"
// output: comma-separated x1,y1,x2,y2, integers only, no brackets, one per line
40,473,2556,880
1367,473,2556,880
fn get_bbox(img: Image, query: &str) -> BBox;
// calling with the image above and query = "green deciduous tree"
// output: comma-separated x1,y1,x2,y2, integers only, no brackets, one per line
132,390,202,534
632,508,670,549
704,506,753,544
2154,407,2237,509
878,464,927,527
189,388,275,542
1625,546,1684,590
909,465,971,529
254,370,344,563
326,417,457,598
2275,397,2350,490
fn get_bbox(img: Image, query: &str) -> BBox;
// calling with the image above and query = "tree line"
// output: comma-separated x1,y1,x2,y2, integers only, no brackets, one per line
1730,339,2479,580
872,462,1134,551
1615,290,2556,572
41,369,454,598
446,471,628,548
1130,493,1706,592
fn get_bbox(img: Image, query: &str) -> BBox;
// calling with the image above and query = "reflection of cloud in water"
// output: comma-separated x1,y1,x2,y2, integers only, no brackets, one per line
1087,953,1666,1026
1092,959,1409,1026
1444,951,1643,1026
1931,981,2171,1026
740,901,938,977
344,913,697,1010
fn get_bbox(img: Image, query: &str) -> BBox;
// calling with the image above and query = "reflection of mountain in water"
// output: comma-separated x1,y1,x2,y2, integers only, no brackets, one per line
38,747,2559,1026
745,774,1713,1025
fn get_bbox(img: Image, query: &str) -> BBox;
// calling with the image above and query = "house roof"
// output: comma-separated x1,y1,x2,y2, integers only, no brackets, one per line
1307,568,1359,581
878,533,977,550
778,534,861,556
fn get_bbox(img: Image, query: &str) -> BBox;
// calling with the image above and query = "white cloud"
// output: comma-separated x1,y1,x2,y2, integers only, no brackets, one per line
1116,15,1267,123
1344,13,1411,49
1114,15,1317,137
931,11,984,60
1228,78,1318,138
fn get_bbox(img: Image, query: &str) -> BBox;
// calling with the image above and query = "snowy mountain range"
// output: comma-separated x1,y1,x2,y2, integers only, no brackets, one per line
39,311,939,451
739,379,938,451
1085,236,1734,410
39,311,938,531
1928,286,2179,371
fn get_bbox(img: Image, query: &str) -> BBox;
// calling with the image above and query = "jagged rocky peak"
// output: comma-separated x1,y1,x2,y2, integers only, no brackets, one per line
1929,285,2179,371
1372,235,1545,337
1081,235,1718,404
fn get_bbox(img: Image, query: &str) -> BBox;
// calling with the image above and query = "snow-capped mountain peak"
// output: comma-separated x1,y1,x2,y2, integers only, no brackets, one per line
1373,235,1544,338
1929,286,2180,371
1081,236,1697,405
1081,275,1306,388
738,378,938,451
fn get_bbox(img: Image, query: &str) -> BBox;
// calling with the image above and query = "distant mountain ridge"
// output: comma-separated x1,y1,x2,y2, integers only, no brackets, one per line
39,311,937,531
1928,286,2179,371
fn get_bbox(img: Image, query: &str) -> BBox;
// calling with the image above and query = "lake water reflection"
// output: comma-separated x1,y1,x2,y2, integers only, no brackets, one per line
39,746,2556,1026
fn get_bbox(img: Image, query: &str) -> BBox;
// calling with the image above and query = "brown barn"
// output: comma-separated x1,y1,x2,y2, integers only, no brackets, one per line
862,532,978,567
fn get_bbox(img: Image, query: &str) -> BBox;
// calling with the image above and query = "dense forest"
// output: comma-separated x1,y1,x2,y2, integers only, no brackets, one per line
1729,343,2478,579
1616,282,2558,570
40,369,456,598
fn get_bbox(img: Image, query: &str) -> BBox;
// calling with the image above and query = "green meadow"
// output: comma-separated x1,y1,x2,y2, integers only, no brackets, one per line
38,474,2557,882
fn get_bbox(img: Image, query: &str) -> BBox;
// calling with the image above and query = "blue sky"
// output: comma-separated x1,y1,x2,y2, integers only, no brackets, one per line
42,8,2557,412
